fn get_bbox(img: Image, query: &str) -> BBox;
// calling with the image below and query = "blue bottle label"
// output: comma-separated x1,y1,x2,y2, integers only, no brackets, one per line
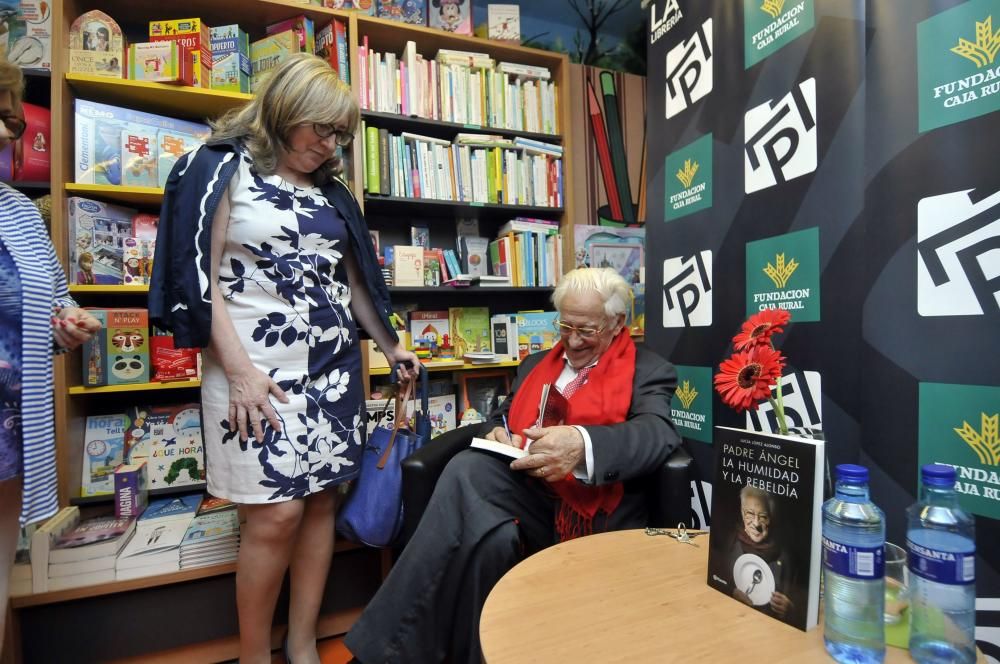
822,536,885,579
906,539,975,585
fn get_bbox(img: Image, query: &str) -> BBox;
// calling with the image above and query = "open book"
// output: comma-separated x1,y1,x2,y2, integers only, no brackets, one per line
469,383,569,458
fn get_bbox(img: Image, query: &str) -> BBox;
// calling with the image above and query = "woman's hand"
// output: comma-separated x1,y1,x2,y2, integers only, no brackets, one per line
226,365,290,443
384,344,421,383
52,307,102,350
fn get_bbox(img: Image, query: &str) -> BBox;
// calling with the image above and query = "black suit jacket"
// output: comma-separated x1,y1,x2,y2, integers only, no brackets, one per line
485,343,682,529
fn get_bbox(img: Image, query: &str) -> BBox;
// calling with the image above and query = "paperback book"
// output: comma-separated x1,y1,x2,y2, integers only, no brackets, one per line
706,426,825,631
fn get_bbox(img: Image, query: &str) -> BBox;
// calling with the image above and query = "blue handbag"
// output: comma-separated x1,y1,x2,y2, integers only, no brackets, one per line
338,366,429,547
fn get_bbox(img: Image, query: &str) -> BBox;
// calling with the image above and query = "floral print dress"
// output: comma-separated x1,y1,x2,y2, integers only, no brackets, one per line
201,150,364,503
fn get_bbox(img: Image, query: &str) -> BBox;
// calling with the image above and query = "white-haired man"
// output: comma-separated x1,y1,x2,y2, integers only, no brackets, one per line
346,267,682,664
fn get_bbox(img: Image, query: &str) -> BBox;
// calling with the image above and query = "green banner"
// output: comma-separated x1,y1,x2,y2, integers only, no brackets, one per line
671,365,714,443
744,0,816,69
745,227,821,321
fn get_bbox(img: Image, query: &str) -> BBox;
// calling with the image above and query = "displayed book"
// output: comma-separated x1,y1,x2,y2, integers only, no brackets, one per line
9,562,31,596
198,496,236,515
410,224,430,249
490,313,519,362
181,509,240,554
81,413,127,497
210,24,251,93
428,0,472,35
706,426,825,632
2,1,52,73
409,310,450,349
448,307,491,358
49,515,135,565
404,393,456,438
124,403,205,489
117,495,203,565
423,250,441,287
68,10,124,78
149,17,212,88
515,311,559,360
105,309,150,385
487,4,520,42
314,18,350,84
30,506,81,593
458,236,489,276
250,30,300,93
47,568,116,591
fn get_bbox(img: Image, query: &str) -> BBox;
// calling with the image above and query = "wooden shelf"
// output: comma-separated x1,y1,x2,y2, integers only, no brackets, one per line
364,195,563,216
10,538,364,609
66,73,252,121
69,284,150,294
70,483,208,506
361,110,562,144
64,183,163,207
68,379,201,395
369,360,520,376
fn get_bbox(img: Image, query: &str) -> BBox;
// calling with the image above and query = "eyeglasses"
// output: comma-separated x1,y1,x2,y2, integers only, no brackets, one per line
0,114,26,140
742,509,771,524
312,123,353,146
553,319,605,339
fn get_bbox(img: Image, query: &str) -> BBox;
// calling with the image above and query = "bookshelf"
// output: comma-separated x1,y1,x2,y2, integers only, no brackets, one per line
26,1,573,659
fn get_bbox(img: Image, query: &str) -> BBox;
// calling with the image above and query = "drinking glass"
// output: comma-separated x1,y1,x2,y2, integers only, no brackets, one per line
884,542,909,624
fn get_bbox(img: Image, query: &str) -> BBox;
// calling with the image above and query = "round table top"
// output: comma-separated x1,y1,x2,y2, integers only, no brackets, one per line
480,529,981,663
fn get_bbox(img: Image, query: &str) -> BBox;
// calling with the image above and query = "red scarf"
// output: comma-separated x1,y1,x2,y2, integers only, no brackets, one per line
507,331,636,541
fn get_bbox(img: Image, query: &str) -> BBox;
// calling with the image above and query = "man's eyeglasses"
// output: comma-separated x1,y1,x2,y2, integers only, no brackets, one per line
0,114,26,140
312,123,353,146
742,509,770,524
553,319,605,339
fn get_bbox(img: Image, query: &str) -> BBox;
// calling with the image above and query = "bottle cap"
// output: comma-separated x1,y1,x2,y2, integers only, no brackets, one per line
836,464,868,483
921,463,956,487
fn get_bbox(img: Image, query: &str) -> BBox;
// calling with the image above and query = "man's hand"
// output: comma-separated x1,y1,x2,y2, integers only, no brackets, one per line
509,425,584,482
769,591,793,618
484,426,524,449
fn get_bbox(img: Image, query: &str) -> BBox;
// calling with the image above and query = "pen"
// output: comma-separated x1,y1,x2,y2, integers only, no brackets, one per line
502,414,513,446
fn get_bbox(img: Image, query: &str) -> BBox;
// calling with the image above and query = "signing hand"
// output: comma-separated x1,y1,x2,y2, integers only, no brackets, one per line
52,307,102,350
226,366,289,443
509,425,584,482
484,426,524,449
769,591,793,618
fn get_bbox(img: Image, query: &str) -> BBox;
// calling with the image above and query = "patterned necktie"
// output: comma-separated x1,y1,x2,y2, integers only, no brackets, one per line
560,364,593,400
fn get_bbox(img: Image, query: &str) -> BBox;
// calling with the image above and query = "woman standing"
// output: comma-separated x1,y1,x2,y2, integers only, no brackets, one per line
150,54,418,664
0,58,101,654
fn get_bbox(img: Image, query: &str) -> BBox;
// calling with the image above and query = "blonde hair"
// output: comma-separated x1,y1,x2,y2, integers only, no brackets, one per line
209,53,359,181
0,56,24,109
552,267,631,320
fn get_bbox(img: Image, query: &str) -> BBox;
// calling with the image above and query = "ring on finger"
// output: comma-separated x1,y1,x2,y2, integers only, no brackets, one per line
537,466,546,476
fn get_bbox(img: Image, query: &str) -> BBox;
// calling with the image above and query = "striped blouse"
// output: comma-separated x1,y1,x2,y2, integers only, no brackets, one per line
0,184,75,525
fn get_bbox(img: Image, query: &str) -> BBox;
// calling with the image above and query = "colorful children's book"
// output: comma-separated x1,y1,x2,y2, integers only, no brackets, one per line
68,10,124,78
423,250,441,287
515,311,559,360
149,17,212,88
409,310,450,349
118,495,203,561
210,24,251,93
266,15,315,56
250,30,300,93
448,307,491,358
50,516,135,564
81,414,127,496
429,0,471,35
124,403,205,489
105,309,150,385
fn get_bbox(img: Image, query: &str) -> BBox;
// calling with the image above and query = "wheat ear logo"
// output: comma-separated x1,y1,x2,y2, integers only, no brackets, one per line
676,159,700,189
676,380,699,410
761,0,785,19
763,253,799,289
951,16,1000,68
955,412,1000,466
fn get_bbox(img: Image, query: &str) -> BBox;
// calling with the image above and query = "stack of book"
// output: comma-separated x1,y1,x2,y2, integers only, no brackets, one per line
116,495,202,580
489,217,563,287
180,499,240,570
45,515,136,591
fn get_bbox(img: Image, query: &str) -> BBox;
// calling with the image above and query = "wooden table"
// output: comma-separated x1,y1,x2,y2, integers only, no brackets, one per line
480,529,983,663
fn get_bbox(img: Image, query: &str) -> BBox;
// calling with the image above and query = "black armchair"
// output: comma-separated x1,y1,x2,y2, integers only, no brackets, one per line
398,425,693,546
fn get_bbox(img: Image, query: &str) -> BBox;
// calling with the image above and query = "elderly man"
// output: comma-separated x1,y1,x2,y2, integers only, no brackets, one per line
345,267,681,664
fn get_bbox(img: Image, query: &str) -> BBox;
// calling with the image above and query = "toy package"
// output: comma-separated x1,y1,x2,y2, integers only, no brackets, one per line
121,126,158,188
105,308,150,386
15,102,49,182
149,17,212,88
210,24,250,93
81,308,108,386
150,327,200,382
157,129,203,188
515,311,558,359
81,414,127,496
114,461,148,519
124,404,205,489
67,197,137,285
74,98,210,186
378,0,427,25
67,9,124,78
128,41,194,85
2,1,53,72
250,30,300,93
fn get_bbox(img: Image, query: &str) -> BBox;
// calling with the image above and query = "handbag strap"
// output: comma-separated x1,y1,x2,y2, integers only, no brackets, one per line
376,378,413,470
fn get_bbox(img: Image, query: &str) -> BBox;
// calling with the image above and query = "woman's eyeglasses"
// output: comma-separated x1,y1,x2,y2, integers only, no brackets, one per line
312,123,353,146
552,319,605,339
0,114,26,140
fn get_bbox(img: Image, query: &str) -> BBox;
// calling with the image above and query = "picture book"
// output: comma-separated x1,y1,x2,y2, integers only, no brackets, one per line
458,236,489,276
448,307,491,358
515,311,559,360
423,250,441,287
210,24,251,93
488,4,520,42
490,313,518,362
429,0,472,35
157,129,203,188
81,414,127,497
266,15,315,56
410,224,430,249
706,426,825,632
127,41,193,85
67,10,124,78
105,309,150,385
149,17,212,88
404,393,456,438
140,494,203,525
122,237,146,286
121,126,158,188
114,462,149,520
181,509,240,550
50,516,135,564
393,245,425,286
67,197,137,285
124,403,205,489
410,310,449,348
250,30,300,93
198,496,236,515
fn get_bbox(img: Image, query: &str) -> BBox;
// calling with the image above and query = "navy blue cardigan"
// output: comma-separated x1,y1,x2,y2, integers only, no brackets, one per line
149,139,398,350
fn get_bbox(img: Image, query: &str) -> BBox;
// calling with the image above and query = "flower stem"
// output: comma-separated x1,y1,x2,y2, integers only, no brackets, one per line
773,377,788,436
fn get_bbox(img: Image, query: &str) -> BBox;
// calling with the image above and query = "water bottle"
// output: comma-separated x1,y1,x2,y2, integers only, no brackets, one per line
822,464,886,664
907,464,976,664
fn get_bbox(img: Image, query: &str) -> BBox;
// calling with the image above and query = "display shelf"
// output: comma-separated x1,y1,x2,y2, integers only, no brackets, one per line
361,110,563,144
10,538,362,609
64,183,163,207
364,195,563,216
369,360,520,376
388,286,554,294
69,284,150,294
68,379,201,395
5,181,50,190
66,73,252,120
69,482,207,507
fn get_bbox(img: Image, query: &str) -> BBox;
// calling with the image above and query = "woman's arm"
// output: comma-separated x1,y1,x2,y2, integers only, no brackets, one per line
343,251,419,381
207,188,288,443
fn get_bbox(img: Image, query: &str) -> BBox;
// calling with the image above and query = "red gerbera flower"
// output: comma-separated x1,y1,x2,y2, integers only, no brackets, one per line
713,345,785,412
731,309,792,351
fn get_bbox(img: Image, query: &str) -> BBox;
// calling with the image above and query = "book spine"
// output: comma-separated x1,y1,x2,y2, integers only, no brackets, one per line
365,126,380,194
378,128,390,196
